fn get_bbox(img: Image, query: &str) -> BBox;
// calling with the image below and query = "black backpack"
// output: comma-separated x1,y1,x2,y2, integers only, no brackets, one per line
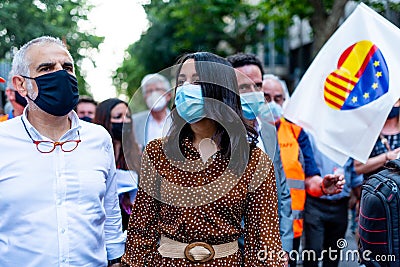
359,159,400,266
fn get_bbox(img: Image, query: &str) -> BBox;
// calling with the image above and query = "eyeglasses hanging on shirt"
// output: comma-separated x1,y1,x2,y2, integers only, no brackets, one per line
21,117,81,153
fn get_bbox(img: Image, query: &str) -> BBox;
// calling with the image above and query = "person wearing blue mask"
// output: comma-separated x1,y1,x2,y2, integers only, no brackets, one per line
228,53,293,266
122,52,284,266
0,36,125,267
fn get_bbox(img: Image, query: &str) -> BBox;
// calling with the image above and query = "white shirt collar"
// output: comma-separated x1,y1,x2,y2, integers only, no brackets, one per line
21,107,82,141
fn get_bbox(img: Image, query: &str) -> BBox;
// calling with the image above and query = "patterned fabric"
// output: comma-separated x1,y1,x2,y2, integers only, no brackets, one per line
370,133,400,157
366,133,400,178
122,138,284,266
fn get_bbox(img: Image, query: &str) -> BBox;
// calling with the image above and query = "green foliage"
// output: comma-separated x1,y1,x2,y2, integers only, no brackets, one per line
364,0,400,19
114,0,400,99
0,0,103,96
113,0,263,99
114,46,147,101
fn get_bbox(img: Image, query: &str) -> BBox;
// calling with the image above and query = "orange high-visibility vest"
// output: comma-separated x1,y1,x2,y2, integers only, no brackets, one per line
277,118,306,238
0,114,8,122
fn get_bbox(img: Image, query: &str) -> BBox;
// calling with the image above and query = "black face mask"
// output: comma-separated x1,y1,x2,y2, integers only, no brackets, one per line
388,106,400,119
111,123,123,141
14,90,28,107
80,116,92,123
22,70,79,116
111,122,132,141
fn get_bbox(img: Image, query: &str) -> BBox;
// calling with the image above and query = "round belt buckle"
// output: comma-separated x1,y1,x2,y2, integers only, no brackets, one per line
184,241,215,263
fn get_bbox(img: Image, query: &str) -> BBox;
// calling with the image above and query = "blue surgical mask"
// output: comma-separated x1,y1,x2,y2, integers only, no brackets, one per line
240,91,264,120
174,83,204,123
259,101,283,123
23,70,79,116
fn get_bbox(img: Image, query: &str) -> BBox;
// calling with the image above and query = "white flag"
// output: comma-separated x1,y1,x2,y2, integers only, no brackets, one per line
284,3,400,166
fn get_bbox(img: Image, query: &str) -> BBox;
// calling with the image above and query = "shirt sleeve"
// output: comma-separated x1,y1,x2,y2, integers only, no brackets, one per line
348,159,364,188
121,149,160,267
244,150,284,266
298,129,320,177
104,139,126,260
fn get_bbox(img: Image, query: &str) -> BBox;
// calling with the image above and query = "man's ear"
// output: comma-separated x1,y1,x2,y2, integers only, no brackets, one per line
12,75,28,97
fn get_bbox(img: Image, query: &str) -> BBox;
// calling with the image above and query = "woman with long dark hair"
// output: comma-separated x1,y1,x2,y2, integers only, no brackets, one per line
94,98,141,231
122,52,283,266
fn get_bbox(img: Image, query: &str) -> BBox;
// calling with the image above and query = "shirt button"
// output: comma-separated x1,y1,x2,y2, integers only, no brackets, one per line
61,228,65,233
56,199,62,205
62,258,66,263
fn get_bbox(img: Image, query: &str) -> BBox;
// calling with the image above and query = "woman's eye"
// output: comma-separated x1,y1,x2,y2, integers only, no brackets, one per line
177,80,185,86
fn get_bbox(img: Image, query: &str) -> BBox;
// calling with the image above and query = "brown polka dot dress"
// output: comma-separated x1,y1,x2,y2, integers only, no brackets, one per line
122,138,283,266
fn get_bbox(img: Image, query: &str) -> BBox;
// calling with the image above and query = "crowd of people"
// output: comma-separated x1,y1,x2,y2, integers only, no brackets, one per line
0,35,397,267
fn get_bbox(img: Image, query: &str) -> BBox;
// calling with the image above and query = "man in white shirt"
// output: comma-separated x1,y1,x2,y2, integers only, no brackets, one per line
132,73,171,150
0,36,125,267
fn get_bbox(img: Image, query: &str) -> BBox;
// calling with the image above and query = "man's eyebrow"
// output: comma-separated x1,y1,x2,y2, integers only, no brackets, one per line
36,62,55,71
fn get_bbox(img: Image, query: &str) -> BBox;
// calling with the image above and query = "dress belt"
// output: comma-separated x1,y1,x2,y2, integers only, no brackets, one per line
158,235,239,263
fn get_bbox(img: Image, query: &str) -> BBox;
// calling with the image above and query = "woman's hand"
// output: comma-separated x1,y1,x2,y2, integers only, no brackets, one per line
121,193,133,215
386,147,400,161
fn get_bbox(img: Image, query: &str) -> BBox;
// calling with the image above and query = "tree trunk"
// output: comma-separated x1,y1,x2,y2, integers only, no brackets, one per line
309,0,349,57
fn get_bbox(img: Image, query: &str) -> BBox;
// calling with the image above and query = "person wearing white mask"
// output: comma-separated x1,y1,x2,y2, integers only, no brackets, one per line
132,73,172,150
263,74,290,109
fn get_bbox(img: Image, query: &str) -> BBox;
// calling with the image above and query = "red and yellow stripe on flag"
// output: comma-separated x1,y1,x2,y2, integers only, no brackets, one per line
324,40,377,110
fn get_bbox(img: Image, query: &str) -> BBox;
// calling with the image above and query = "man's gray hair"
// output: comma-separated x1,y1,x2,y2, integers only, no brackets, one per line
140,73,171,95
11,36,72,78
11,36,72,96
263,74,290,102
